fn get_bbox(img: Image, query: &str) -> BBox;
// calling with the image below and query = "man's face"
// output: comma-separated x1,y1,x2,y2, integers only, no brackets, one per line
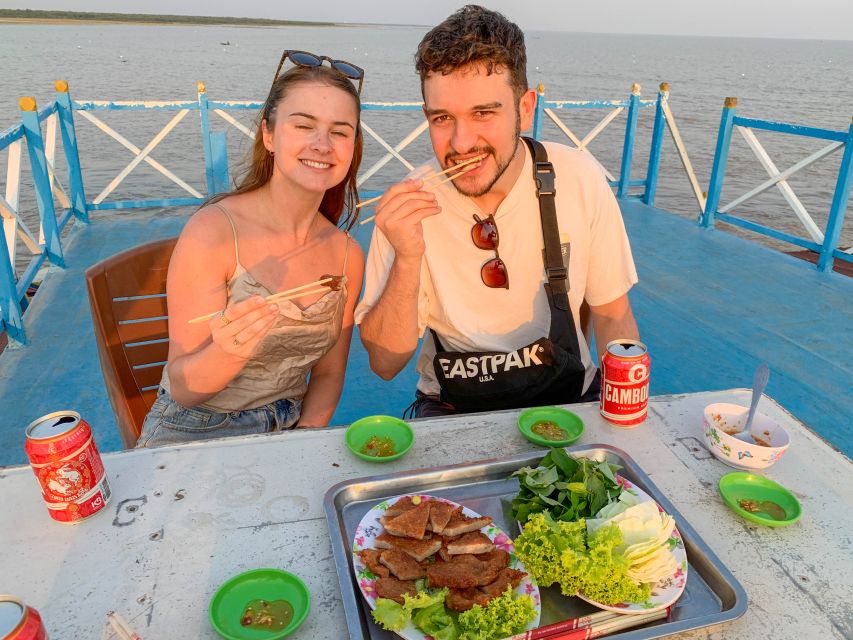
422,64,534,198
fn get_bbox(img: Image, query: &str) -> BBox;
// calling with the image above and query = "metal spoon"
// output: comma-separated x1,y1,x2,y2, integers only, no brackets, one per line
734,363,769,442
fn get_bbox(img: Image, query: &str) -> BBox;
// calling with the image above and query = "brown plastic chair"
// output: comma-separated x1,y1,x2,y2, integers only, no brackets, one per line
85,237,177,448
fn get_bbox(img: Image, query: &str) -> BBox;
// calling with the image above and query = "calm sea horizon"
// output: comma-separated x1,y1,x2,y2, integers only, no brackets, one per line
1,22,851,256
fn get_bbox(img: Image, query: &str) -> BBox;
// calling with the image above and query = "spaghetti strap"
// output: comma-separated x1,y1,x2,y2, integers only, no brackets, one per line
208,202,243,272
342,233,353,271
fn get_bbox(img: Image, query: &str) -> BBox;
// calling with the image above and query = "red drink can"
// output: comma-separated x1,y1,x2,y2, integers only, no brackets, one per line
24,411,111,524
600,339,651,427
0,596,48,640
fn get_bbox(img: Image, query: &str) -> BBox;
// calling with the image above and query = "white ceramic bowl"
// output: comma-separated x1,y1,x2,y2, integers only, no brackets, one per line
702,402,790,470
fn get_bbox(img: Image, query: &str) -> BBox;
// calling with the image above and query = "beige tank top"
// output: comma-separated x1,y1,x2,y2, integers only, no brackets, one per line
162,204,350,412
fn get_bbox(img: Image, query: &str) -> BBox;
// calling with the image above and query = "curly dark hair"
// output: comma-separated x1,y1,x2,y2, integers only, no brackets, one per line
415,5,528,100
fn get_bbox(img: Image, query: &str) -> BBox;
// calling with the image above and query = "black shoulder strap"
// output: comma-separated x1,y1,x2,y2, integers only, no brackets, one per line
522,137,568,301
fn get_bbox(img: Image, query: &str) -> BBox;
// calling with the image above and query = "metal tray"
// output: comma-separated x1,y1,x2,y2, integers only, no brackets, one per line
324,444,747,639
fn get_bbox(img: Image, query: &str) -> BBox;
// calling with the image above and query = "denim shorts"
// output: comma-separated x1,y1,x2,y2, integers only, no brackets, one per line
136,388,301,448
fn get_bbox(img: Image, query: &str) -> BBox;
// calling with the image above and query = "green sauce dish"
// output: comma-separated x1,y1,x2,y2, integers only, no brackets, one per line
209,568,310,639
718,472,802,527
345,415,414,462
517,406,585,447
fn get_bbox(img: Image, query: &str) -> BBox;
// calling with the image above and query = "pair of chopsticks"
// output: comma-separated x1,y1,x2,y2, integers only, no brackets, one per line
509,607,670,640
357,154,487,225
187,276,336,325
106,611,142,640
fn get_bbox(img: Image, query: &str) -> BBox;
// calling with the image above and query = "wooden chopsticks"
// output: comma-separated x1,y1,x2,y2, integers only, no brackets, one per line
187,276,336,324
106,611,142,640
357,154,487,225
508,607,670,640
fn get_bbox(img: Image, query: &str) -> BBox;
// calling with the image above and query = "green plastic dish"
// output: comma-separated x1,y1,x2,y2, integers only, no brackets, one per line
718,472,802,527
517,406,585,447
209,568,310,640
345,415,414,462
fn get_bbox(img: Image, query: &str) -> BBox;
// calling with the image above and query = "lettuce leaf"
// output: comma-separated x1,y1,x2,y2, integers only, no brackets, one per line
457,586,536,640
371,598,409,631
412,602,458,639
514,512,651,605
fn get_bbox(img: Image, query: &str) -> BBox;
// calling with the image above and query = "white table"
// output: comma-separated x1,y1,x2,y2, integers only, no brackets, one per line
1,389,850,639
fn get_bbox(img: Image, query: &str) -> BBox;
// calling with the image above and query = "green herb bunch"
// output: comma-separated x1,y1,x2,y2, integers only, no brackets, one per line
510,449,622,524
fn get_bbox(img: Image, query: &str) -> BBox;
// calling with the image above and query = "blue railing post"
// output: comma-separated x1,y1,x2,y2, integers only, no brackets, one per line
0,226,26,345
19,97,64,268
531,83,545,140
643,83,668,206
210,131,231,194
818,117,853,272
54,80,88,223
702,97,738,229
617,83,641,199
198,81,217,196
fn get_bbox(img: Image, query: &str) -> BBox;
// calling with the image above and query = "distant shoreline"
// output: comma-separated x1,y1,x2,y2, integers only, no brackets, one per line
0,9,424,29
0,9,351,28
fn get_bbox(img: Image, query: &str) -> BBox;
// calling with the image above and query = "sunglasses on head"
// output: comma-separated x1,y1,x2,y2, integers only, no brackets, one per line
271,49,365,95
471,214,509,289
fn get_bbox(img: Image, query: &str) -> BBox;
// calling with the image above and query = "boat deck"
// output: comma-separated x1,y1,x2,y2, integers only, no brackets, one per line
0,200,850,467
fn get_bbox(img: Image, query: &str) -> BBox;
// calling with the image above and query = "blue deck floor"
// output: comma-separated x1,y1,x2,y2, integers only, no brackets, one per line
0,201,850,467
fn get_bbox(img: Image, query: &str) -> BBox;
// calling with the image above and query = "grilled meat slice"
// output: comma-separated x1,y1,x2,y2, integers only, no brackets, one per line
374,532,442,562
479,568,527,598
383,501,431,540
374,577,417,604
446,587,494,612
428,501,458,534
446,531,494,556
385,496,418,518
442,512,492,537
475,548,510,573
357,549,390,578
426,554,502,589
383,496,420,518
379,549,426,581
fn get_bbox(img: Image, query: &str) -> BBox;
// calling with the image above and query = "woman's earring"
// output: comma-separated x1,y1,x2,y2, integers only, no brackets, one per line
269,150,275,157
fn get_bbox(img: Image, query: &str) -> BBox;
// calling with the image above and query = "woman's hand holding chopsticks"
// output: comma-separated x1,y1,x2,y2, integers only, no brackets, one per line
208,296,279,359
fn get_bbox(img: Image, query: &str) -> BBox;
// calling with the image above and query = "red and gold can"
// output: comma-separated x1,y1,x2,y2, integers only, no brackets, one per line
600,339,651,427
0,596,48,640
24,411,111,524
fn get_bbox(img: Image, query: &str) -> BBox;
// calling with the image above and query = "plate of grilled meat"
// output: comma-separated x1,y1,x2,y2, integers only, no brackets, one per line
352,494,541,638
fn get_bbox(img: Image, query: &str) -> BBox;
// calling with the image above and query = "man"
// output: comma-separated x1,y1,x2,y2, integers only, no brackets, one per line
355,5,639,417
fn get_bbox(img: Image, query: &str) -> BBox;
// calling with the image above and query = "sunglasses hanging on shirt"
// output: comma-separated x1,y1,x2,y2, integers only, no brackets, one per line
471,214,509,289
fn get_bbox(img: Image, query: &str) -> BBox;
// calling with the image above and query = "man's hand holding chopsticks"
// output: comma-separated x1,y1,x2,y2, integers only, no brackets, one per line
373,178,442,259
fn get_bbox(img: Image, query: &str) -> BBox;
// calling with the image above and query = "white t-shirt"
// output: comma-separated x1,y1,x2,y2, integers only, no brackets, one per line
354,140,638,396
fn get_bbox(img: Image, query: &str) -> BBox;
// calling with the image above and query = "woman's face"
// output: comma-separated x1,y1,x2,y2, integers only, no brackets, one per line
262,82,359,195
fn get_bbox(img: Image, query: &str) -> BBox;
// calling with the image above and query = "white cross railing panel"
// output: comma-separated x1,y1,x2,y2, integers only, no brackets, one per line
725,126,831,244
544,107,621,181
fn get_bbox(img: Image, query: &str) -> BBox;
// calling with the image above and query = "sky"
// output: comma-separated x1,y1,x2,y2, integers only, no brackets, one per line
5,0,852,41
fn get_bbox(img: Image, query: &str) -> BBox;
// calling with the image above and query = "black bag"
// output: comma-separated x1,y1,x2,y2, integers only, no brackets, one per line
430,138,586,412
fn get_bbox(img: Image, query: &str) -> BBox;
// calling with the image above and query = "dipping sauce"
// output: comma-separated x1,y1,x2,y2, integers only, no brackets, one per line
240,599,294,630
751,430,772,447
738,499,787,520
360,435,396,458
531,420,569,441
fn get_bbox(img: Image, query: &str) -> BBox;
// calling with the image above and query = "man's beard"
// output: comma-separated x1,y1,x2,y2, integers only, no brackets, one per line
446,116,521,198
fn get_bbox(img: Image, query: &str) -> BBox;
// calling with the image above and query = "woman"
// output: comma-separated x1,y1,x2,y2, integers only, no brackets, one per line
137,56,365,447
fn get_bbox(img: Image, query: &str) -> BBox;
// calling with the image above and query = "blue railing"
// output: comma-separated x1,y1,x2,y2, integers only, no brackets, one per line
703,97,853,272
1,82,672,347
